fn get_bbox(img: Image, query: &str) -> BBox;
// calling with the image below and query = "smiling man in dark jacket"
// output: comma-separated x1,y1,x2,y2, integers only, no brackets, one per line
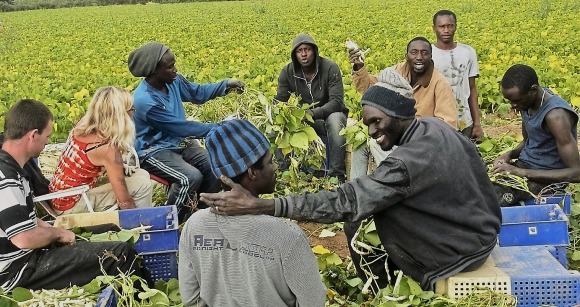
202,70,501,292
275,33,348,181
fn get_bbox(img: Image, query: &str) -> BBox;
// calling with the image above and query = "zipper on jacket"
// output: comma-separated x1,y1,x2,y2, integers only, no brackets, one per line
295,67,318,103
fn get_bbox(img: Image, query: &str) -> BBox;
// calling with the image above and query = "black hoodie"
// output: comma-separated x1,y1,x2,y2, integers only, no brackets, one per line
274,33,348,120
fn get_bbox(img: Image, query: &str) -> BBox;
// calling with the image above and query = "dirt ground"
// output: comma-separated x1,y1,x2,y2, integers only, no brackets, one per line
301,112,523,260
300,221,350,259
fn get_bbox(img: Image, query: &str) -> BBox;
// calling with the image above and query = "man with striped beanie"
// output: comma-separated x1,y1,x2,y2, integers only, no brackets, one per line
178,119,325,307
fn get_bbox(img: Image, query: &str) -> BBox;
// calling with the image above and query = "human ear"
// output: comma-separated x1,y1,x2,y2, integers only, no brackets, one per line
247,166,258,181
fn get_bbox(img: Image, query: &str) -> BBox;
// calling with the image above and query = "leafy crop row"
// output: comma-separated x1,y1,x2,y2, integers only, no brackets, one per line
1,0,579,141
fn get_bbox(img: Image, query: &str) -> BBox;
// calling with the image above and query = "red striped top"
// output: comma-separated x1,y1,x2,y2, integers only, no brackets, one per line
48,135,106,211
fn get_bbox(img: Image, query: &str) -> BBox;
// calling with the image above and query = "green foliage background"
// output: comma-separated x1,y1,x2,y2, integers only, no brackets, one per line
0,0,579,141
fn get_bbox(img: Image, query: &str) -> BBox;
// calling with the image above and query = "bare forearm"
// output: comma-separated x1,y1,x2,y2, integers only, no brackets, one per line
11,227,70,249
468,90,481,126
521,167,580,184
106,150,136,209
507,142,526,159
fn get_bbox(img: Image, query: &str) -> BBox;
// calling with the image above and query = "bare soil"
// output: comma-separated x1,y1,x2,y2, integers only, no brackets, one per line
299,221,350,259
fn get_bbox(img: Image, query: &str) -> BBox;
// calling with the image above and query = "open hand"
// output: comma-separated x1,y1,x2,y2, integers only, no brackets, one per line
491,161,523,176
200,176,267,216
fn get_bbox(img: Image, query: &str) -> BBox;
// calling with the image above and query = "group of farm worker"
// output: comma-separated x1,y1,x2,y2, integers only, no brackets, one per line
0,8,578,306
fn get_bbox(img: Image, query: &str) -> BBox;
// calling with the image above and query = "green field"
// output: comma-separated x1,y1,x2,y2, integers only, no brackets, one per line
1,0,579,141
1,0,580,305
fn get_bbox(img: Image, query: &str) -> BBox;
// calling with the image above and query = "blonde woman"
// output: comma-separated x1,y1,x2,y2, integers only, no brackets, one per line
49,86,152,214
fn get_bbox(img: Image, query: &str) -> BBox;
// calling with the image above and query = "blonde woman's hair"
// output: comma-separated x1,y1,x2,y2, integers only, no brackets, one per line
75,86,136,153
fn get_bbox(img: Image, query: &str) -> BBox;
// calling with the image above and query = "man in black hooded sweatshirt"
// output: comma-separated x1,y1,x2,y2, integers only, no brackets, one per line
274,33,348,181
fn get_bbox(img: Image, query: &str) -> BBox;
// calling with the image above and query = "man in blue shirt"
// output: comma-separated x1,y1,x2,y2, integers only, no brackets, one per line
128,42,244,221
492,64,580,206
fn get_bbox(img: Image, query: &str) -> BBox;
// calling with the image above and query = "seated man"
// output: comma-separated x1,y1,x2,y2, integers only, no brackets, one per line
274,33,348,181
201,84,501,292
348,37,457,179
127,42,245,222
0,99,150,291
492,64,580,206
178,119,326,307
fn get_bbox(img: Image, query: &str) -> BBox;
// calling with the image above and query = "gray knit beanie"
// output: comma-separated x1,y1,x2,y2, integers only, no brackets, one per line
127,42,169,78
205,119,270,178
361,68,416,119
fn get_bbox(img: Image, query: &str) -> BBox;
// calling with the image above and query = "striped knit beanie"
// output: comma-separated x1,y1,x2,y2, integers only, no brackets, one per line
205,119,270,178
362,68,416,119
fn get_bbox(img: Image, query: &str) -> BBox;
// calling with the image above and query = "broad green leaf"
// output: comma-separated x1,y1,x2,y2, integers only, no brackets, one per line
324,253,343,265
312,245,330,255
478,139,495,152
363,232,381,247
289,132,308,149
291,109,305,119
258,94,268,106
275,114,286,125
407,278,423,295
303,126,319,141
82,278,104,294
11,288,33,302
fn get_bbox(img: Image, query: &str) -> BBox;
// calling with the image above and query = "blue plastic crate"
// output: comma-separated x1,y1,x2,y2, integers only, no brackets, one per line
546,245,568,268
96,286,116,307
493,246,580,306
499,204,570,247
119,205,178,231
523,194,572,215
134,229,179,254
143,251,178,281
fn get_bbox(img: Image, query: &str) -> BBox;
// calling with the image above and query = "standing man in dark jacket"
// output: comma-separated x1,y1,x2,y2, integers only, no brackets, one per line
275,33,348,181
201,71,501,292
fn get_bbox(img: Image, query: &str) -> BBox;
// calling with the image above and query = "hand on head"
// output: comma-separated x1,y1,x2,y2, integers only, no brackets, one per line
200,175,259,215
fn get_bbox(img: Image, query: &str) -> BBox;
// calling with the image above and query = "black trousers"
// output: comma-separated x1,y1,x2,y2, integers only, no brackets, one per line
14,224,152,290
493,160,566,207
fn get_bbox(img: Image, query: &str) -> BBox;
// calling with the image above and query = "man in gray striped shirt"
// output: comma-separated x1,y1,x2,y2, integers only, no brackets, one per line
179,119,326,306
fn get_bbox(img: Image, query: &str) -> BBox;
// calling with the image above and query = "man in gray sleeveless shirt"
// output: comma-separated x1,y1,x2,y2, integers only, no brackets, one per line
492,64,580,206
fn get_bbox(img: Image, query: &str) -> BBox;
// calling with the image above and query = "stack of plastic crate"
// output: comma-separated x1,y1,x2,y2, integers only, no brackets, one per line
521,194,572,267
499,203,570,267
119,205,179,281
493,246,580,306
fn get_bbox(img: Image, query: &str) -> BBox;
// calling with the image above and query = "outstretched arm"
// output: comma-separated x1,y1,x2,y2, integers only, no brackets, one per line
201,158,409,223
